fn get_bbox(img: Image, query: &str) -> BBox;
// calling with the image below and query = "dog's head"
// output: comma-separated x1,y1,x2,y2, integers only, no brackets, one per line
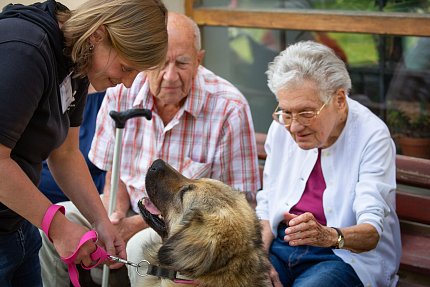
138,159,265,279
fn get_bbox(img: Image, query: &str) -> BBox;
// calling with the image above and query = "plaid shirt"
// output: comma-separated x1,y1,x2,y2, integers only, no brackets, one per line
89,67,260,212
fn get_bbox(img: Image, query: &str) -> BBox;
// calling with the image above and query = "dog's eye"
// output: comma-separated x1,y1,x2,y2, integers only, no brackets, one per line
179,184,194,201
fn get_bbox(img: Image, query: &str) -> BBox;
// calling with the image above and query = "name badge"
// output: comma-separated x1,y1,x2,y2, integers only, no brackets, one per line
60,73,75,113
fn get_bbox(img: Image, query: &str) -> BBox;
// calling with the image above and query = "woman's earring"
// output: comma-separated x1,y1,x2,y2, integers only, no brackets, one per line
89,43,94,51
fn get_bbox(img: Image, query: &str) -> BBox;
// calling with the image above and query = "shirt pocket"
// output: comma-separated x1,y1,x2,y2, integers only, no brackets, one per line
180,157,211,179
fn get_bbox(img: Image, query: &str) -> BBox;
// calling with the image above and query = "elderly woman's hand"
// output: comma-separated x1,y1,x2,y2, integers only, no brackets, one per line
283,212,336,248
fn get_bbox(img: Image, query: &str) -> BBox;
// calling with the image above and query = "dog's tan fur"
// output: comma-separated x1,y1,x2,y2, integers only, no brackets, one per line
138,159,270,287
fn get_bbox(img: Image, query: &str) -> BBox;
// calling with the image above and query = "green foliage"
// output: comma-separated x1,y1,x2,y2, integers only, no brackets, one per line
328,33,378,65
387,108,430,138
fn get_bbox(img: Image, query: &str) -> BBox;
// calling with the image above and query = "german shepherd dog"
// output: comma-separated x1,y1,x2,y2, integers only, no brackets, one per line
137,159,270,287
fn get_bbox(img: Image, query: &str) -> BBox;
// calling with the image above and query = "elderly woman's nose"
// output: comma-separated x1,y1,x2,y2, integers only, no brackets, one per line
289,118,304,132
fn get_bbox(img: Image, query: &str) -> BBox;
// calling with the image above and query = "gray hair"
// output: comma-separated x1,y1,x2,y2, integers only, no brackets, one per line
266,41,351,102
189,16,201,51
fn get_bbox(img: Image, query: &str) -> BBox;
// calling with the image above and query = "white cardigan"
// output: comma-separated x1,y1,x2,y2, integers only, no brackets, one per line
256,98,401,287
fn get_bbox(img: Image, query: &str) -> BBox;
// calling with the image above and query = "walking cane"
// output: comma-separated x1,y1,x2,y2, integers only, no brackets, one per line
101,108,152,287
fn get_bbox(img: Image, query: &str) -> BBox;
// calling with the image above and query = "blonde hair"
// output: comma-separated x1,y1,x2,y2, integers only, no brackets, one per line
61,0,168,77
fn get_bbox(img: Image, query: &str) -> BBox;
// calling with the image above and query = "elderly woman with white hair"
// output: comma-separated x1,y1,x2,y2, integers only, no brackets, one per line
256,41,401,287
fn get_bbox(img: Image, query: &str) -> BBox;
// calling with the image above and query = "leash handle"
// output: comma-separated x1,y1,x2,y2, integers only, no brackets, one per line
61,230,110,287
41,204,65,242
41,205,110,287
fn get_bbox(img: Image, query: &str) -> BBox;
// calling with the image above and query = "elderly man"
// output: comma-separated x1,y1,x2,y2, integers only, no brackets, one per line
40,12,260,286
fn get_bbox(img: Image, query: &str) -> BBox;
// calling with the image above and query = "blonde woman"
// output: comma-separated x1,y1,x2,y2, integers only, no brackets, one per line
0,0,167,285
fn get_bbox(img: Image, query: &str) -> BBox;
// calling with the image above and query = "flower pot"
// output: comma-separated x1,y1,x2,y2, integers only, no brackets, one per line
398,137,430,159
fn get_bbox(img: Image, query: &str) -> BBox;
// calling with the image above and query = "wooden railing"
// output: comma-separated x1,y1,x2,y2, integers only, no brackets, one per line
185,0,430,37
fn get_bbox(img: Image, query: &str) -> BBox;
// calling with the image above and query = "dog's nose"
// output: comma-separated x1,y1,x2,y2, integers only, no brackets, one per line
149,159,166,172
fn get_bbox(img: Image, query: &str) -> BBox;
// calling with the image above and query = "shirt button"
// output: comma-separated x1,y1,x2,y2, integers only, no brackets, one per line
328,208,332,213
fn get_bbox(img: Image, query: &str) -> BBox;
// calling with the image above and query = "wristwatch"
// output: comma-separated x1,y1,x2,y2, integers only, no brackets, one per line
331,227,345,249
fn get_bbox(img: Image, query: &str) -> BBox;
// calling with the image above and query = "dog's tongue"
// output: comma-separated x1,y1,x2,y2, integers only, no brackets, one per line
143,197,161,215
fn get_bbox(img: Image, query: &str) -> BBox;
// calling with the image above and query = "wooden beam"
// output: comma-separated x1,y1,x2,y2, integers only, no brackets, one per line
189,7,430,37
400,232,430,275
397,190,430,225
255,132,267,161
396,155,430,189
184,0,195,19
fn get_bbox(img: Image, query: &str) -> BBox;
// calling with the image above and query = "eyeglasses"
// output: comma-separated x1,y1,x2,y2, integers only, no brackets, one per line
272,101,328,128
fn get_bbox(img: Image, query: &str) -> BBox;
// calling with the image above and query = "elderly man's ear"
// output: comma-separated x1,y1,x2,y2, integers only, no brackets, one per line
334,88,347,109
196,50,206,65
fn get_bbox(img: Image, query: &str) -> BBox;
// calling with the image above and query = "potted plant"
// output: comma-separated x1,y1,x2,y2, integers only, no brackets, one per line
387,107,430,159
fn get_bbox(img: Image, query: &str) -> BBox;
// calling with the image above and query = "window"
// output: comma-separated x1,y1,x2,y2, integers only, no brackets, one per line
186,0,430,161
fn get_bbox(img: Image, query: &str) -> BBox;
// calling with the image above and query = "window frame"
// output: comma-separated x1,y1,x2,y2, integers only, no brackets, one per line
185,0,430,185
185,1,430,37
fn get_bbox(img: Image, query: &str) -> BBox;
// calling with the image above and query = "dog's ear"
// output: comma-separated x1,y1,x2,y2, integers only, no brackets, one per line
157,208,232,277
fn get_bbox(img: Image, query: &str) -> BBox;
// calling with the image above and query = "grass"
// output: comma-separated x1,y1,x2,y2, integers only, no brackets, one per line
327,32,378,66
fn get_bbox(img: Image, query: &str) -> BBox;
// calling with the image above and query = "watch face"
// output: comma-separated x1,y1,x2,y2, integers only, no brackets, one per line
332,227,344,249
338,237,345,249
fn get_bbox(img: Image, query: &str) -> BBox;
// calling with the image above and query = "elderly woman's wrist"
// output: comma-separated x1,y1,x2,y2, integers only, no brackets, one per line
330,227,345,249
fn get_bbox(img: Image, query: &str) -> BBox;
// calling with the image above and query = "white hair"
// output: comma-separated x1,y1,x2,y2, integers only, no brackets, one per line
266,41,351,102
189,17,201,51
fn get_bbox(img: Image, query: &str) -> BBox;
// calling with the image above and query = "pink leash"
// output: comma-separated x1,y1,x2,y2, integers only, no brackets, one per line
42,205,110,287
42,205,199,286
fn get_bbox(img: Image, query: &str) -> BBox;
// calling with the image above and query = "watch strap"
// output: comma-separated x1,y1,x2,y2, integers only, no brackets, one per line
331,227,344,249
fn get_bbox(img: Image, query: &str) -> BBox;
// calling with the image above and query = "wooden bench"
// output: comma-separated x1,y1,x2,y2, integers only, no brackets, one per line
255,133,430,287
395,155,430,287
